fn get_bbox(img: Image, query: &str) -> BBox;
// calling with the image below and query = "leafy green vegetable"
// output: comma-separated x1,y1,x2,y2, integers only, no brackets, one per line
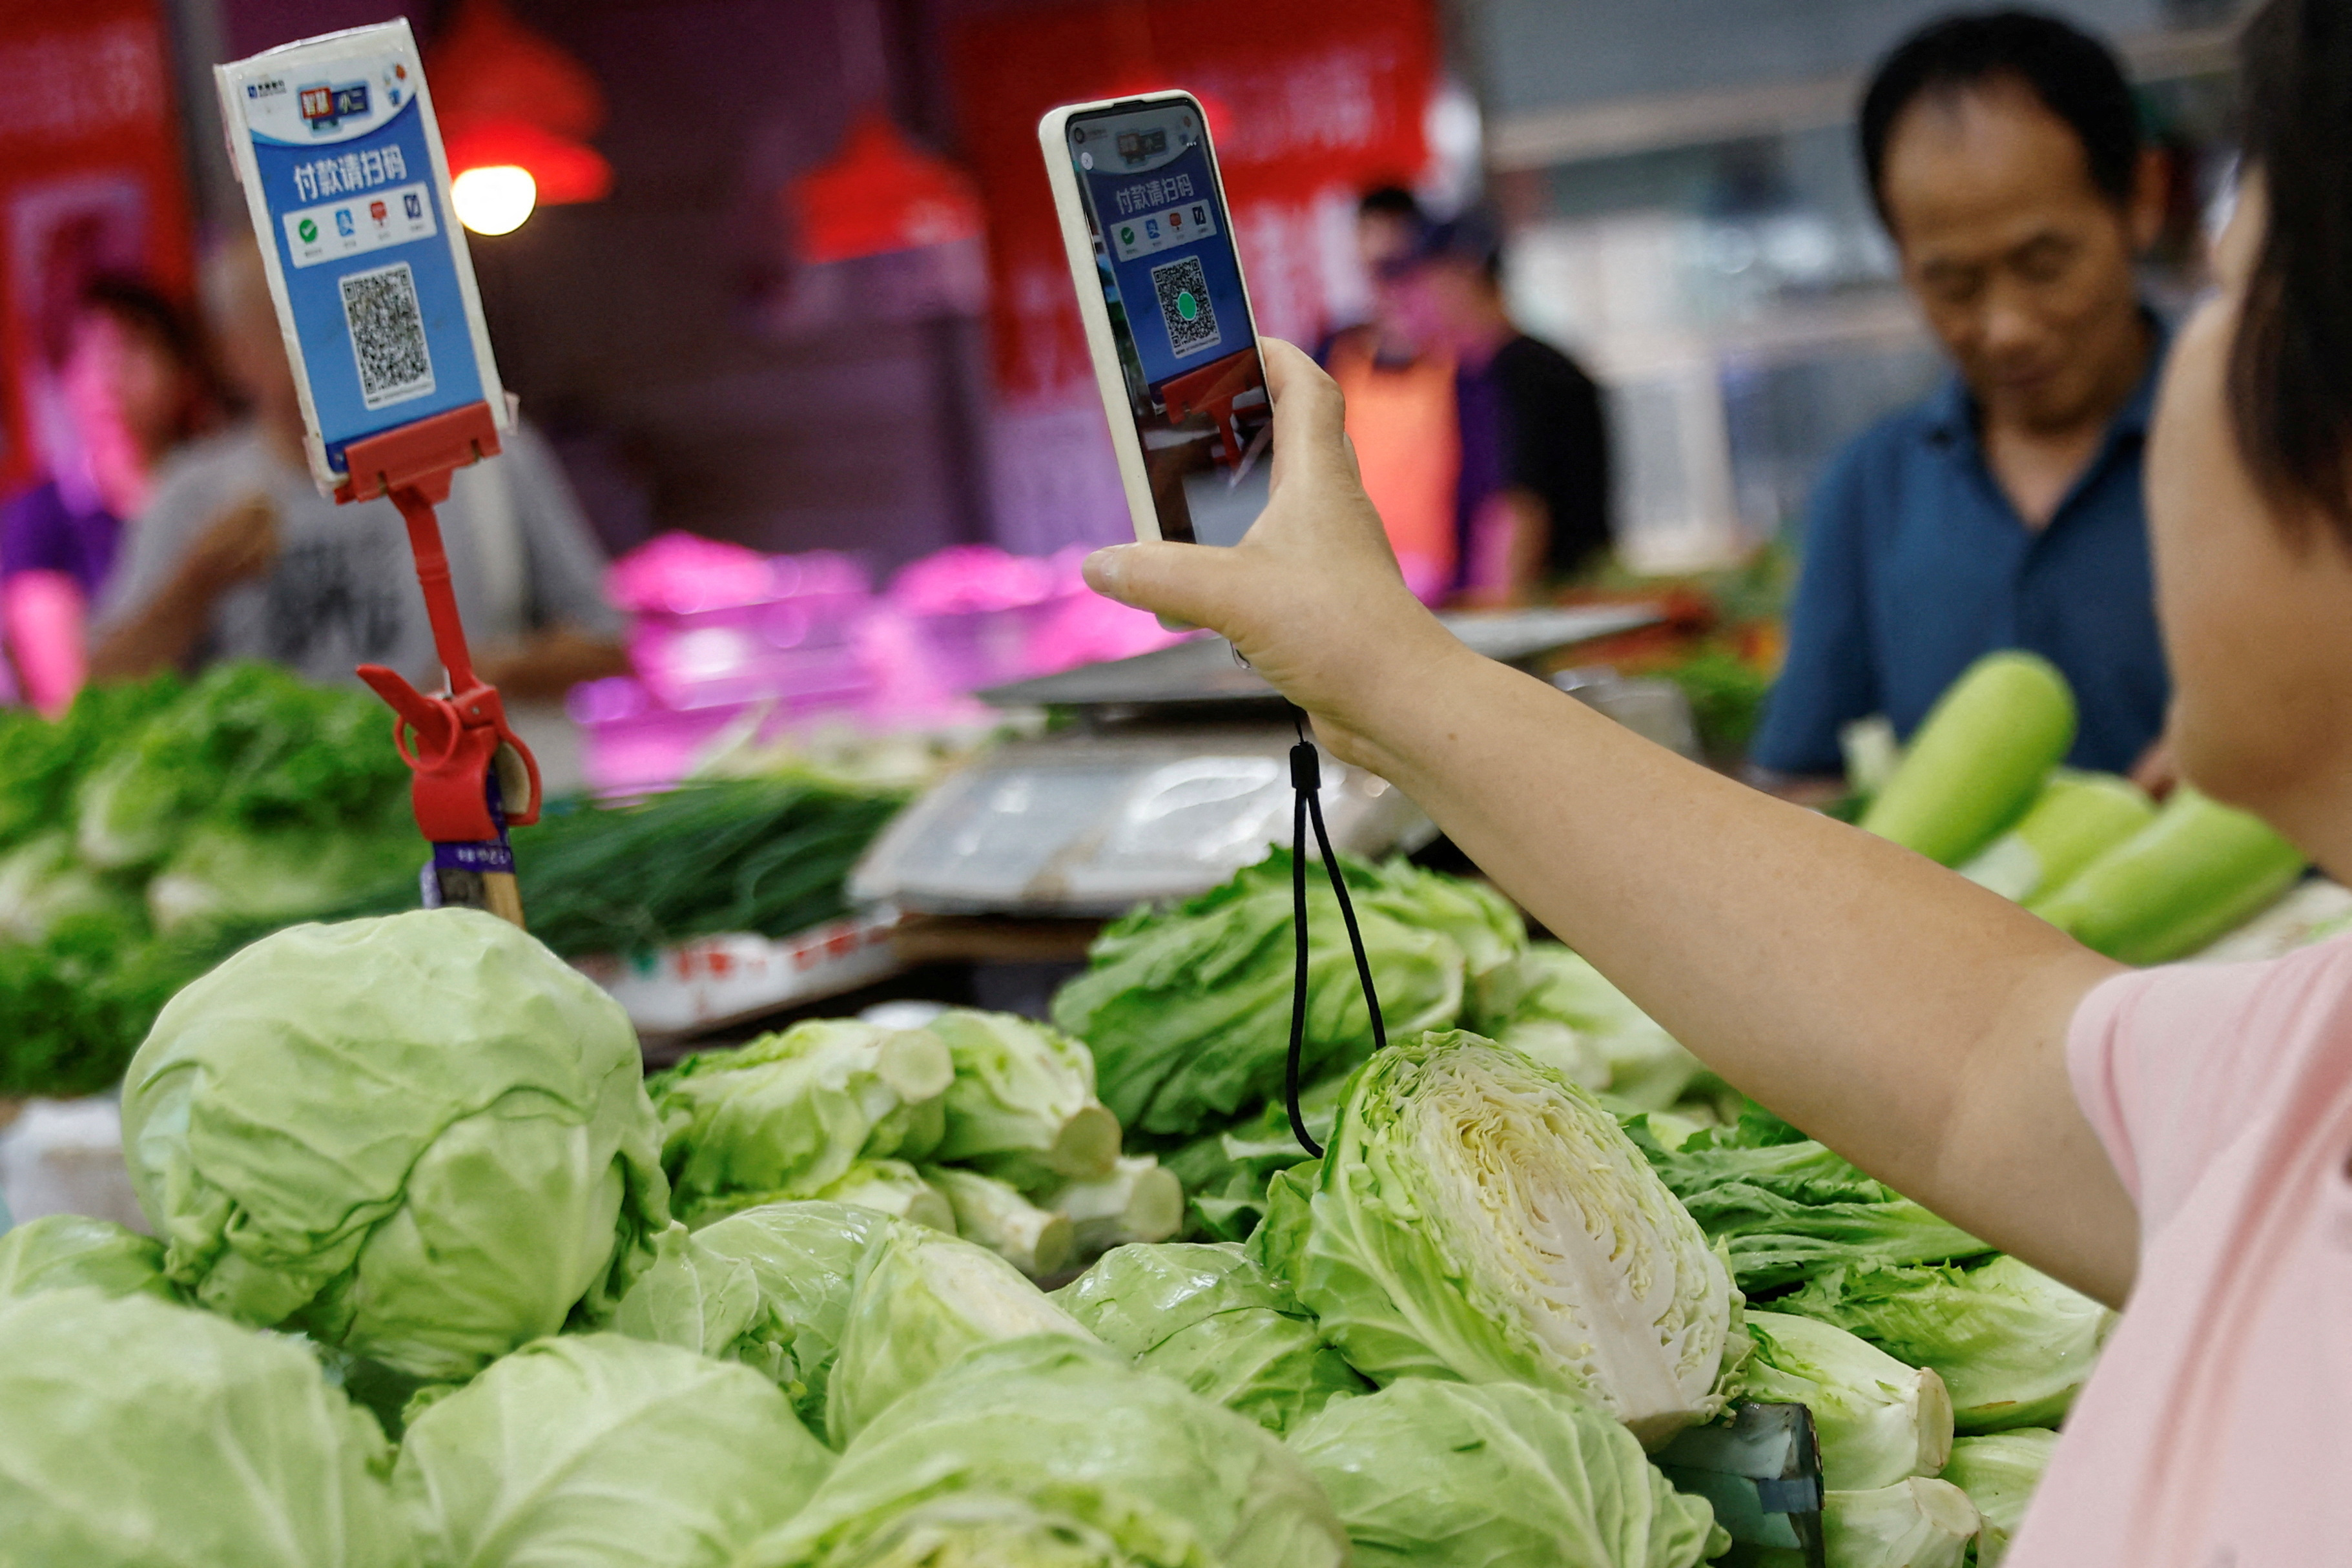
1658,645,1773,759
617,1201,888,1442
1858,651,2075,867
1039,1154,1186,1259
0,672,184,852
1286,1377,1724,1568
1051,850,1475,1137
1775,1257,2112,1433
1742,1310,1952,1490
1470,944,1703,1109
1939,1429,2058,1567
1255,1031,1740,1443
654,1020,954,1224
812,1158,956,1231
1779,1479,1980,1568
1051,1241,1365,1434
825,1221,1096,1445
511,778,903,958
927,1165,1073,1276
0,1213,175,1304
739,1335,1349,1568
927,1008,1120,1188
0,1288,415,1567
121,909,670,1380
394,1332,832,1568
1629,1110,1988,1293
0,830,139,943
143,821,418,934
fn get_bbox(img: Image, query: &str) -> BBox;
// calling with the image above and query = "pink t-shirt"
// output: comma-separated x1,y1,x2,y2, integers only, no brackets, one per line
2010,933,2352,1565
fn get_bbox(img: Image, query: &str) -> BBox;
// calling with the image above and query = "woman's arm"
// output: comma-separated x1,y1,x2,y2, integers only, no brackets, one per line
3,570,88,716
1086,340,2140,1305
87,497,278,683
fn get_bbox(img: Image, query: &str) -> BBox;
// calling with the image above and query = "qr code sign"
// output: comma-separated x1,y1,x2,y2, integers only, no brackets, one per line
339,261,436,410
1150,255,1221,359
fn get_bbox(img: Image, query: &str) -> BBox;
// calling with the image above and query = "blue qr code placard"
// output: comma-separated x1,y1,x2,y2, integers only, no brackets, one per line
1150,255,1221,359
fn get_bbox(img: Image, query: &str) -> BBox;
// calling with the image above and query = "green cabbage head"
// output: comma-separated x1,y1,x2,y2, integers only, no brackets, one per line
1775,1255,2112,1432
612,1201,889,1443
927,1008,1120,1186
0,1213,176,1303
1798,1479,1979,1568
824,1221,1096,1445
1286,1377,1725,1568
1257,1030,1739,1443
1051,1241,1365,1434
121,909,670,1380
395,1332,832,1568
739,1335,1348,1568
0,1288,415,1567
1742,1310,1953,1490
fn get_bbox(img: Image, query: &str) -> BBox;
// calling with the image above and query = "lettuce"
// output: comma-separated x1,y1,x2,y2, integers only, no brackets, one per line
0,1288,414,1566
1775,1256,2112,1432
1742,1310,1952,1489
0,1213,175,1305
1051,851,1474,1137
927,1164,1075,1276
121,909,669,1380
1470,945,1704,1111
653,1020,953,1224
1052,1241,1365,1434
926,1008,1120,1188
739,1335,1348,1568
394,1333,832,1568
1255,1031,1740,1443
1287,1377,1724,1567
1938,1429,2058,1566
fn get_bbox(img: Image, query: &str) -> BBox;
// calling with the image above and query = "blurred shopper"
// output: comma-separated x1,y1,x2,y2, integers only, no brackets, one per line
1387,214,1612,606
1751,10,2171,790
90,239,627,774
1,279,215,714
1321,188,1462,601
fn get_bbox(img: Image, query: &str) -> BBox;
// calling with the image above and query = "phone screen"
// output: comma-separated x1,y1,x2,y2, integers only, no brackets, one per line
1066,100,1271,546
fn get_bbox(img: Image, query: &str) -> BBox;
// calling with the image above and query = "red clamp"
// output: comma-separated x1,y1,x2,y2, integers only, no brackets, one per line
338,406,542,845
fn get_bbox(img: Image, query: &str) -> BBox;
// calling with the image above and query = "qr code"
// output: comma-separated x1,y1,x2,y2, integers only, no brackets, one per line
1150,255,1221,358
339,261,436,409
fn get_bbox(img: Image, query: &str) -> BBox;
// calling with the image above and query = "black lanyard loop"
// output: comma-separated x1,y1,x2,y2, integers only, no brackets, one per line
1286,716,1385,1157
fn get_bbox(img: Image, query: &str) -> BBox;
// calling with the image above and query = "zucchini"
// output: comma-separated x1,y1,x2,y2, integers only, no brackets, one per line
1958,772,2157,903
2027,787,2306,964
1859,653,2076,866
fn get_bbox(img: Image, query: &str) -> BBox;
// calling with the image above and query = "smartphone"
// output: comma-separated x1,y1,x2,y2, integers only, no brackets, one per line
1040,92,1273,547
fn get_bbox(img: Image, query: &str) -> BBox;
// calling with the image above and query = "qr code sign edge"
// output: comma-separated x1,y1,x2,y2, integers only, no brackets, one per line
1150,255,1221,359
339,260,436,410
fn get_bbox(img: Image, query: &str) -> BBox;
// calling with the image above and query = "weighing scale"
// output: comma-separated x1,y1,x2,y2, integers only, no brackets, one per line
851,604,1661,918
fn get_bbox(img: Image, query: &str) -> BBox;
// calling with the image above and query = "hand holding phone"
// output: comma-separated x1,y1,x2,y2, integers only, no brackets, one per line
1038,92,1274,548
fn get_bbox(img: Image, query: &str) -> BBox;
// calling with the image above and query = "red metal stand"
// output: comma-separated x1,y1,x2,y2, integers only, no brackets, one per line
338,404,542,924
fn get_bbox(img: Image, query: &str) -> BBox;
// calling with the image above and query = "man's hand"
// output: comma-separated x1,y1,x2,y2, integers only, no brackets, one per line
181,496,281,593
88,495,282,683
1083,340,1466,763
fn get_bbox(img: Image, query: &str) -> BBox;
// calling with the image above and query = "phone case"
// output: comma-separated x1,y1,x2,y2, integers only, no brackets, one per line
1038,91,1271,546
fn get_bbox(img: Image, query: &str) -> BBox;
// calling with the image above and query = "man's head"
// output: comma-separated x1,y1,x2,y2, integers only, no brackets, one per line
1356,185,1427,277
1861,10,2161,433
1384,214,1512,362
200,234,304,437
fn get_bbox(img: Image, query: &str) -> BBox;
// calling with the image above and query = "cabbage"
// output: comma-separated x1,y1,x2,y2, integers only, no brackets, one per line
0,1288,414,1566
927,1164,1074,1275
1775,1256,2113,1432
654,1019,954,1223
144,821,418,934
739,1335,1348,1568
1470,944,1704,1110
1354,858,1525,978
614,1201,886,1441
1286,1377,1724,1567
1790,1479,1979,1568
121,909,670,1379
394,1332,832,1568
0,1213,175,1303
1040,1154,1186,1258
926,1008,1120,1186
1742,1310,1952,1490
1051,851,1472,1136
1632,1109,1988,1293
1939,1429,2057,1567
825,1221,1097,1445
1255,1031,1738,1442
1051,1241,1365,1434
811,1157,956,1230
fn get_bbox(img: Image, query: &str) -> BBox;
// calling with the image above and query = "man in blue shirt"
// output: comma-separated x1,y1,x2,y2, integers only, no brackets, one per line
1751,10,2172,787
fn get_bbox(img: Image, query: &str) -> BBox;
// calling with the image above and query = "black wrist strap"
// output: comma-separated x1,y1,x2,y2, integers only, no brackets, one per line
1286,714,1385,1158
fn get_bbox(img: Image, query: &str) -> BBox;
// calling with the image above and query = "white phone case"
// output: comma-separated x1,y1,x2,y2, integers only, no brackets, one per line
1038,91,1270,546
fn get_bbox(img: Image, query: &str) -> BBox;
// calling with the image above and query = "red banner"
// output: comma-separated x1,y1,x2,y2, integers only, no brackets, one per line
949,0,1437,408
0,0,194,492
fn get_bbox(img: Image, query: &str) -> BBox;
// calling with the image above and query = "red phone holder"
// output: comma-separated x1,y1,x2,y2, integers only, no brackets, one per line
338,403,542,845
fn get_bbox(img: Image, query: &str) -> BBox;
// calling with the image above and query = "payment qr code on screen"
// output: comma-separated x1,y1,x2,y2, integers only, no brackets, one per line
1150,255,1221,358
339,261,436,410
